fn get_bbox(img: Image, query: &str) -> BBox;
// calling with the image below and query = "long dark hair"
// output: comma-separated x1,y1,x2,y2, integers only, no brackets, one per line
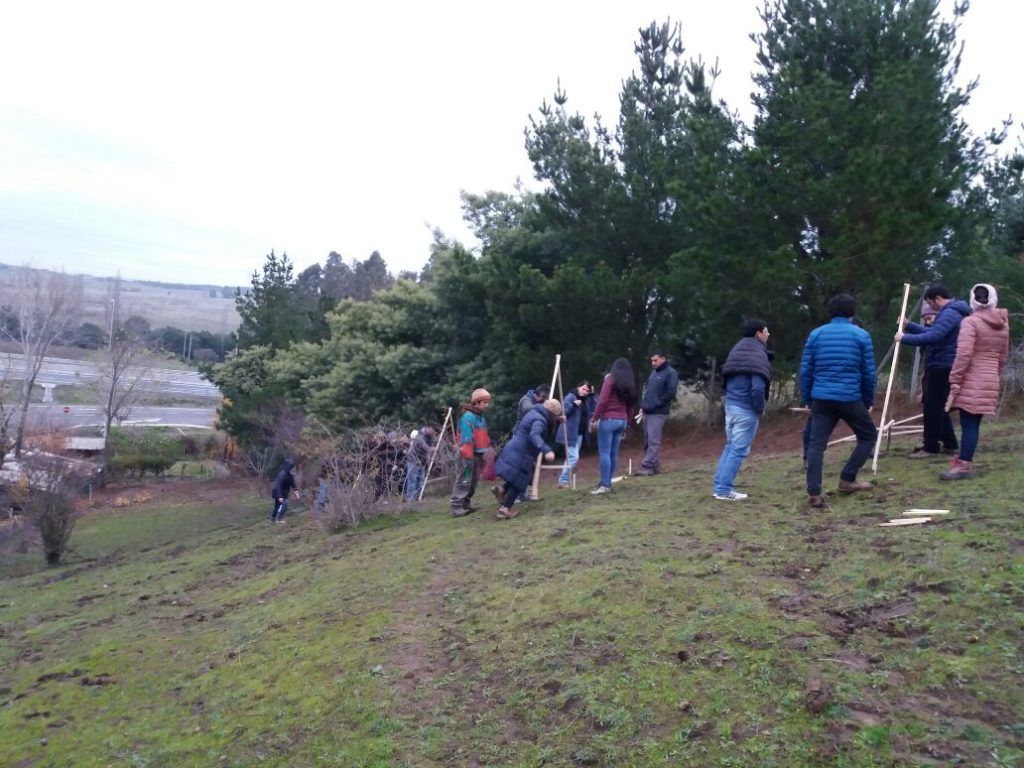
609,357,636,404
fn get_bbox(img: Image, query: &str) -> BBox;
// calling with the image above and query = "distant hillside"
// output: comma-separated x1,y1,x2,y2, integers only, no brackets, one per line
0,263,241,334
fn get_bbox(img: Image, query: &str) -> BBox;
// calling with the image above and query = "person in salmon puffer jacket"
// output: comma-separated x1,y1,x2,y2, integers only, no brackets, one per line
940,283,1011,481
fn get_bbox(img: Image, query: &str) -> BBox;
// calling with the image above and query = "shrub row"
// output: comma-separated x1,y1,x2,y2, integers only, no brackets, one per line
107,454,177,479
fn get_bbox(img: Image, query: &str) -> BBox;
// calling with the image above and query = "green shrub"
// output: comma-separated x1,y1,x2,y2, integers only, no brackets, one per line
107,454,177,479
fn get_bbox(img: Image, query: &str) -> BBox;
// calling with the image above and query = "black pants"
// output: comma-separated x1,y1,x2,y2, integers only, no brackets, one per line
500,480,521,508
805,400,878,496
921,367,958,452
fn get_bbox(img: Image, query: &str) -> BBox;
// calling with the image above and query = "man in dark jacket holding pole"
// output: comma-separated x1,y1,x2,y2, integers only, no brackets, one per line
636,352,679,476
894,284,970,458
713,320,773,500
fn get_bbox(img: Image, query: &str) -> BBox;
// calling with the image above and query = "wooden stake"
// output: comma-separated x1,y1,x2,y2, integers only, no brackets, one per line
907,288,927,402
879,517,930,527
872,283,911,474
531,354,562,499
419,406,453,502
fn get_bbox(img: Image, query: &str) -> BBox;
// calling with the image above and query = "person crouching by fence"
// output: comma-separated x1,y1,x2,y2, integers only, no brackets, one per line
270,459,299,524
451,389,492,517
492,398,563,519
404,425,435,501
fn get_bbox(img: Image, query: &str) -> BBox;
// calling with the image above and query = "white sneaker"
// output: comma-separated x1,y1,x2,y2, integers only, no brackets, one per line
713,491,748,501
590,486,611,495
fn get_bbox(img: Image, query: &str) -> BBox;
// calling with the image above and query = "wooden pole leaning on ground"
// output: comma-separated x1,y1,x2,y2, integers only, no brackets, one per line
531,354,562,500
872,283,911,474
418,406,453,501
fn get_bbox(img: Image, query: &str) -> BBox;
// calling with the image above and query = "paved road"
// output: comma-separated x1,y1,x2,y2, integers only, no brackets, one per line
1,354,221,399
27,404,217,431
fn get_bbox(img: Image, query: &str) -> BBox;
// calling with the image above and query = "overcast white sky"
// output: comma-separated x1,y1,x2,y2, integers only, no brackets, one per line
1,1,1020,287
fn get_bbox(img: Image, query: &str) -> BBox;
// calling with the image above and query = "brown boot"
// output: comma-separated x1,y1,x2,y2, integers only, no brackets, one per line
837,479,872,493
940,458,975,481
496,505,519,520
808,495,829,510
491,485,503,502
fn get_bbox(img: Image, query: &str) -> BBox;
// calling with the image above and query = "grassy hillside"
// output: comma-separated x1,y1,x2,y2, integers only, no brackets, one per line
1,424,1022,767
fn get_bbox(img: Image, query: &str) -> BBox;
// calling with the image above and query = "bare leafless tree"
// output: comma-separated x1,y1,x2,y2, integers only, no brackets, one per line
92,328,153,484
17,451,93,565
0,361,21,468
0,267,83,457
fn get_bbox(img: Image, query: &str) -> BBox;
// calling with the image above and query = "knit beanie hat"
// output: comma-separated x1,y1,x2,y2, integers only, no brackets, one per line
920,303,937,319
970,283,998,311
542,399,563,418
470,388,491,405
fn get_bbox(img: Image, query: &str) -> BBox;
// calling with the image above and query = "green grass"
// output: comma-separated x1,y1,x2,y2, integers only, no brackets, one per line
1,423,1022,767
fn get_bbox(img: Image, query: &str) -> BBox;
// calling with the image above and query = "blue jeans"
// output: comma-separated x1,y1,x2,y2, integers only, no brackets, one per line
403,463,425,500
958,411,983,462
713,404,760,495
597,419,627,488
558,434,583,484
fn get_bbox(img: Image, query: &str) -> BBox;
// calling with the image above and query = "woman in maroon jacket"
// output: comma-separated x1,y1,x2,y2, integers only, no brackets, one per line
589,357,637,494
941,283,1011,480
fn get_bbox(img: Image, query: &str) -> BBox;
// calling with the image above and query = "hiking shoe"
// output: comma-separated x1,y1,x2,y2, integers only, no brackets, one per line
451,506,477,518
590,486,611,495
940,459,975,481
713,491,748,501
907,448,941,459
496,506,519,520
808,495,828,509
557,483,570,489
837,479,872,493
636,468,656,477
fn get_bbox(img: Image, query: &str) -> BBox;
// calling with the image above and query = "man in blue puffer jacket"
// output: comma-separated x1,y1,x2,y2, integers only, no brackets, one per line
800,294,878,509
894,284,970,458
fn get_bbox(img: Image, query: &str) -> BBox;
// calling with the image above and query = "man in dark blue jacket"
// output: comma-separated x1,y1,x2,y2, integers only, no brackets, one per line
895,284,970,458
800,294,878,509
636,352,679,476
270,459,299,524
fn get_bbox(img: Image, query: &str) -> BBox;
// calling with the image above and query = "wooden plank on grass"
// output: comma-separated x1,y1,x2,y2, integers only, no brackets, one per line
879,517,931,527
905,508,949,515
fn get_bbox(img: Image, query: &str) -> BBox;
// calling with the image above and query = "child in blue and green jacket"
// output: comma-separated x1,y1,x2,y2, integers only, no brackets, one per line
450,388,491,517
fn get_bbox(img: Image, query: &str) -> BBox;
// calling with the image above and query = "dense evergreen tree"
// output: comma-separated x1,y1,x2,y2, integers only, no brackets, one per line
742,0,986,358
235,251,310,350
